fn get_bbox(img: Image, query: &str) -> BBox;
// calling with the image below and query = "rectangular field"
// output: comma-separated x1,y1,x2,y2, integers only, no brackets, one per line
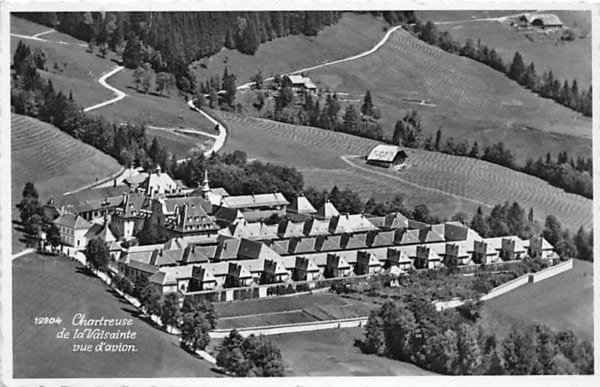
214,292,375,329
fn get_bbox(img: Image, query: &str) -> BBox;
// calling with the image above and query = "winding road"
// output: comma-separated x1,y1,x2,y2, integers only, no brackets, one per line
82,66,127,112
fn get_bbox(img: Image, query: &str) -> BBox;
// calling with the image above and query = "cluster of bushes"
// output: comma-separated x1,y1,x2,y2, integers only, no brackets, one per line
216,329,285,376
412,21,592,117
261,88,386,143
11,42,171,171
523,153,592,198
360,296,593,374
173,150,304,202
16,182,62,249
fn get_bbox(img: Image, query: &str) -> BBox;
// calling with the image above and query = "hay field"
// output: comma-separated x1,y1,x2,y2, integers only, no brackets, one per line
213,110,592,231
308,28,591,164
434,15,591,87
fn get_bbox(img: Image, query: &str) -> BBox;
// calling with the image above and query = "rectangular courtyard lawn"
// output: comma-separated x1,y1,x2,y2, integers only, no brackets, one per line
214,292,374,329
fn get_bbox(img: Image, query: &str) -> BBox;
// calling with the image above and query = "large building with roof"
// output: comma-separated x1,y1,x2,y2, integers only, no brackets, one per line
517,13,563,29
367,144,408,168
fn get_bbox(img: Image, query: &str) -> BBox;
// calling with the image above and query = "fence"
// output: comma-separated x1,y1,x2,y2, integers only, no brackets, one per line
436,259,574,308
529,258,573,283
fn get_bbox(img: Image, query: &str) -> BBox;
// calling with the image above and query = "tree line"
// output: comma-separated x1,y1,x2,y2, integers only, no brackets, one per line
393,112,592,199
361,296,593,374
412,21,592,117
12,42,171,171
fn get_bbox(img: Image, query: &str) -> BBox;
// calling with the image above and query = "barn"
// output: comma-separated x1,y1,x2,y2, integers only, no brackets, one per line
366,145,408,168
518,13,563,29
531,14,563,29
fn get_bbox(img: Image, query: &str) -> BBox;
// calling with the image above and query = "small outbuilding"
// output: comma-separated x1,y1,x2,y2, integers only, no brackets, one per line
366,145,408,168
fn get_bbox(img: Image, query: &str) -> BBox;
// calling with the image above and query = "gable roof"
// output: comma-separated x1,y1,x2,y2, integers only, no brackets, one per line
303,218,331,236
277,220,306,238
367,230,396,247
316,200,340,220
118,192,150,218
270,239,291,255
53,212,92,230
144,170,179,196
288,195,317,214
340,233,369,250
288,237,318,254
367,145,406,163
418,228,445,243
214,206,245,225
214,237,242,261
161,196,213,215
315,235,342,252
531,13,563,26
396,229,420,244
221,192,289,209
329,214,377,234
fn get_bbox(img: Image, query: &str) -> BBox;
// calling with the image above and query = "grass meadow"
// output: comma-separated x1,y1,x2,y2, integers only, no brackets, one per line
191,12,389,85
307,28,591,164
212,110,592,232
434,16,591,88
12,253,219,378
264,328,436,376
480,259,593,340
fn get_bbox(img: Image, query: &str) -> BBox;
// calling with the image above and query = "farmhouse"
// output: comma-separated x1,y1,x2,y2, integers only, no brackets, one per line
283,74,318,94
517,13,563,29
367,144,408,168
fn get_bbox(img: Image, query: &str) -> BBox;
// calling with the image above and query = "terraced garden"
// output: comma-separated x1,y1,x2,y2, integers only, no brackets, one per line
213,109,592,231
308,28,591,164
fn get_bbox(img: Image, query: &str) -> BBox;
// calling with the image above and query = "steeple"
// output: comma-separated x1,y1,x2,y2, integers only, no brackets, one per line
201,169,210,199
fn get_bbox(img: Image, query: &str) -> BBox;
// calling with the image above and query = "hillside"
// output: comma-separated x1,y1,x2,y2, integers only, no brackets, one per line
191,12,389,84
430,11,592,88
306,28,591,164
481,259,593,340
212,109,592,232
11,114,122,253
11,114,122,201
